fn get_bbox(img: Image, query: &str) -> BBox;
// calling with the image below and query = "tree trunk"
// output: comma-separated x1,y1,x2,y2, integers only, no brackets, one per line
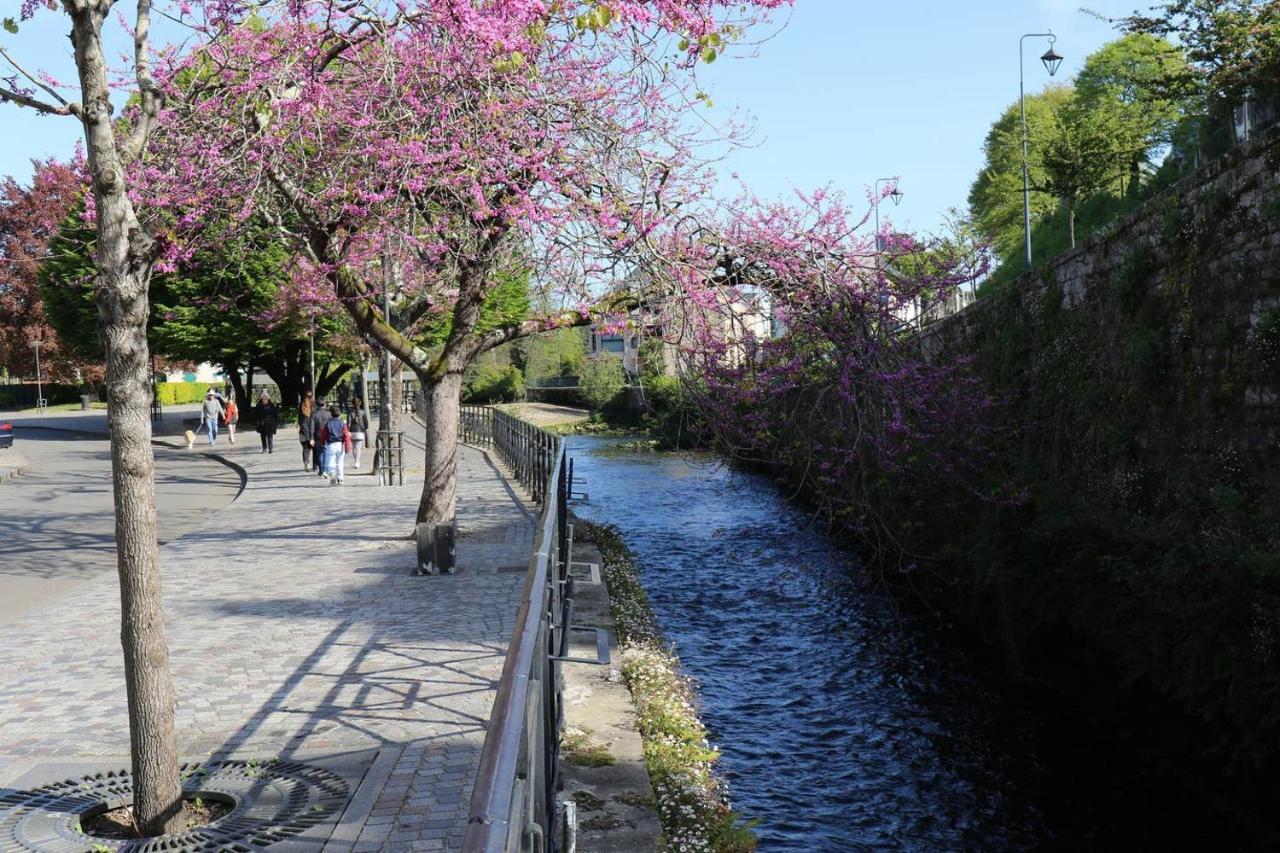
416,371,464,525
315,362,350,399
70,5,185,837
225,354,248,407
1068,207,1077,249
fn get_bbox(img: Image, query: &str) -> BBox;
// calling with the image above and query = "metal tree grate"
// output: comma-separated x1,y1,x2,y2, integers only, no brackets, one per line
0,759,349,852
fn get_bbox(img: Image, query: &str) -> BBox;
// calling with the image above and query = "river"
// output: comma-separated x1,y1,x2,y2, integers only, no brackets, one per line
565,435,1266,851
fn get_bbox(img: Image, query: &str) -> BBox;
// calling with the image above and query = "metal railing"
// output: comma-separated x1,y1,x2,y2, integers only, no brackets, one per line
459,406,560,506
461,406,579,853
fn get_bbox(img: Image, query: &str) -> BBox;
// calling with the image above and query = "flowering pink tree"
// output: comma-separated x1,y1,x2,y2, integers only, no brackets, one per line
650,189,1003,559
140,0,789,528
0,0,195,834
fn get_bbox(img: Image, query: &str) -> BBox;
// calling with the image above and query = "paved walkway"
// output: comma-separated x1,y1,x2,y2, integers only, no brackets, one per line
0,427,538,851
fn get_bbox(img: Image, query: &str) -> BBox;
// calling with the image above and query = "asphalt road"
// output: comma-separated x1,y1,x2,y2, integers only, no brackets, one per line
0,423,244,626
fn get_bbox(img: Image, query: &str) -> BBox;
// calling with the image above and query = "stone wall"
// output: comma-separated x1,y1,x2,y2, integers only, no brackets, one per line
921,126,1280,489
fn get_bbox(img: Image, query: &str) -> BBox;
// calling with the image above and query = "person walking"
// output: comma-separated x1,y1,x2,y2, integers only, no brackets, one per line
202,389,224,447
317,405,352,485
311,395,331,477
298,391,316,471
254,391,279,454
224,393,240,445
348,397,369,470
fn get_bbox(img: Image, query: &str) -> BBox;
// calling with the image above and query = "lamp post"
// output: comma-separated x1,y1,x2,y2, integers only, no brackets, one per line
1019,31,1064,271
873,177,903,253
31,339,45,408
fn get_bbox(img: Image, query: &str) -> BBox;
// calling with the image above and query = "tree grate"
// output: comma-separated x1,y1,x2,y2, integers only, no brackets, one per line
0,759,349,852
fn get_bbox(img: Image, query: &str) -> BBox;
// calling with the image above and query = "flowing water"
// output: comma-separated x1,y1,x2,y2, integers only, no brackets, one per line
565,435,1267,852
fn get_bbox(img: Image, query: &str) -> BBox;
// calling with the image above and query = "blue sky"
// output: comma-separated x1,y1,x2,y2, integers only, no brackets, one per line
1,0,1140,234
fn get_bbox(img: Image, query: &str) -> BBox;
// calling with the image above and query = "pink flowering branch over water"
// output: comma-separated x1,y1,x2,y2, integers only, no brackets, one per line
650,190,1018,556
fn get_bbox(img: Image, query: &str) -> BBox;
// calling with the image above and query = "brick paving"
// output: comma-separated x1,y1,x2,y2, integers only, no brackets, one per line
0,436,537,851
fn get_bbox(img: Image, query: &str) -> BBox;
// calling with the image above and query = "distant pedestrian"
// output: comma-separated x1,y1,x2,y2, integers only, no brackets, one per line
310,396,330,477
348,397,369,470
224,393,240,445
299,391,316,470
337,381,351,412
254,391,278,454
317,405,352,485
202,389,224,447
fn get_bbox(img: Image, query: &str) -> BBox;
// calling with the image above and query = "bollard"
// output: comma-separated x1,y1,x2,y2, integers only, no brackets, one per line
415,520,456,575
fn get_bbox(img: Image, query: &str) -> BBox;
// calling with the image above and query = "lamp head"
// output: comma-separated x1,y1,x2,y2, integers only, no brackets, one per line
889,187,904,206
1041,40,1063,77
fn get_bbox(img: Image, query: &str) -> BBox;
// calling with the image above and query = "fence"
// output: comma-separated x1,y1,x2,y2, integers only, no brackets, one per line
460,405,581,852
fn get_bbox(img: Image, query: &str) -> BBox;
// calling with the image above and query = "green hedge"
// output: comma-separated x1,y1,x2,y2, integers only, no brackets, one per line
463,363,524,404
154,382,216,405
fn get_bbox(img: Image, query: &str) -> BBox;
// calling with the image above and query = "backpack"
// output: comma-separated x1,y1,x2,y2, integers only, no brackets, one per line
327,417,345,442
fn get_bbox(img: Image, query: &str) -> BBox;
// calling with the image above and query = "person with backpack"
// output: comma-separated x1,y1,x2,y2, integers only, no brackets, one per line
254,391,279,454
317,405,352,485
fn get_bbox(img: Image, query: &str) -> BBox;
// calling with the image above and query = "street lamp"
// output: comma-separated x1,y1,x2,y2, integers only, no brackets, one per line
31,339,45,409
873,177,903,253
1019,31,1063,270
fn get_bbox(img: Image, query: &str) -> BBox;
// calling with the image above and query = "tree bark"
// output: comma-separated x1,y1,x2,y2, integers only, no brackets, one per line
1068,207,1076,249
416,371,464,525
225,354,247,407
69,1,185,837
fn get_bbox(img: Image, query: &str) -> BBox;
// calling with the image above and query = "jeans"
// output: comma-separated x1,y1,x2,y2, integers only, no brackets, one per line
323,442,346,482
205,417,219,445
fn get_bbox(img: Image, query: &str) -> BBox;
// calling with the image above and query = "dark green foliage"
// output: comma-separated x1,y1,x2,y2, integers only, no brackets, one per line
580,352,626,412
462,362,524,403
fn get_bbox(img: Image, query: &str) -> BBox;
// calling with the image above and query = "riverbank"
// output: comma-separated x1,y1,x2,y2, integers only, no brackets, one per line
574,521,756,852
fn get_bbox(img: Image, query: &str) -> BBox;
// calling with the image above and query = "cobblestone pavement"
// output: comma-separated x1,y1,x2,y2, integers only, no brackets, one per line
0,437,537,851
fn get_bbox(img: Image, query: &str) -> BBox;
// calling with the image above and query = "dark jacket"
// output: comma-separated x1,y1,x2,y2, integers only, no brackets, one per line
254,401,279,435
348,408,369,436
318,417,352,452
298,405,315,441
310,406,330,444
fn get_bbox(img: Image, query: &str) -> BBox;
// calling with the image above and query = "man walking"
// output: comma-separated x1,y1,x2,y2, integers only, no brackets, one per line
311,395,331,476
202,389,224,447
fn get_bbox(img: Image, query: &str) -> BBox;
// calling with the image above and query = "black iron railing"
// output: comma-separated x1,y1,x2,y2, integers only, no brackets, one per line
460,406,577,852
459,406,560,506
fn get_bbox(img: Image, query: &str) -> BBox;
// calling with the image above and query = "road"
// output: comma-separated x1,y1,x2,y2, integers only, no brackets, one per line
0,420,244,625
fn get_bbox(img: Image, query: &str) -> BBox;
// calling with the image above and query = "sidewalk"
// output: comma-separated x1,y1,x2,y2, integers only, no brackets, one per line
0,434,537,851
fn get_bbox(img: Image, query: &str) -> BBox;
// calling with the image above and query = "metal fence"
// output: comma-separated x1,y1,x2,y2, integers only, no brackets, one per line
459,406,560,506
460,405,582,852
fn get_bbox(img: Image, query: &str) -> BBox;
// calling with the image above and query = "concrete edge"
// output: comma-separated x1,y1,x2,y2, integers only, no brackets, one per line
320,745,403,852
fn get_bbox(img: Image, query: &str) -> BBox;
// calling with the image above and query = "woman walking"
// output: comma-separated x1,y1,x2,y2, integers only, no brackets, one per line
254,391,279,453
298,391,316,471
224,393,240,444
348,397,369,469
317,405,352,485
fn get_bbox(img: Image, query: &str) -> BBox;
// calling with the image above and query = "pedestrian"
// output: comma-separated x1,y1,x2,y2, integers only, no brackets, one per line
224,393,240,445
337,380,350,412
348,397,369,469
299,391,316,470
317,405,352,485
311,396,331,477
254,391,278,454
201,389,224,447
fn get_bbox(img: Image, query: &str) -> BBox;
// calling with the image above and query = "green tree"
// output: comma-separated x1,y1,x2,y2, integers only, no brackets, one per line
580,352,625,411
39,207,354,405
1116,0,1280,110
968,86,1074,263
1074,33,1191,191
1041,98,1150,248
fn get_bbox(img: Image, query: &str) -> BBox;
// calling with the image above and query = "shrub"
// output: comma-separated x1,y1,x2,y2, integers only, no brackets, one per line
463,363,524,403
153,382,215,406
580,352,626,411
